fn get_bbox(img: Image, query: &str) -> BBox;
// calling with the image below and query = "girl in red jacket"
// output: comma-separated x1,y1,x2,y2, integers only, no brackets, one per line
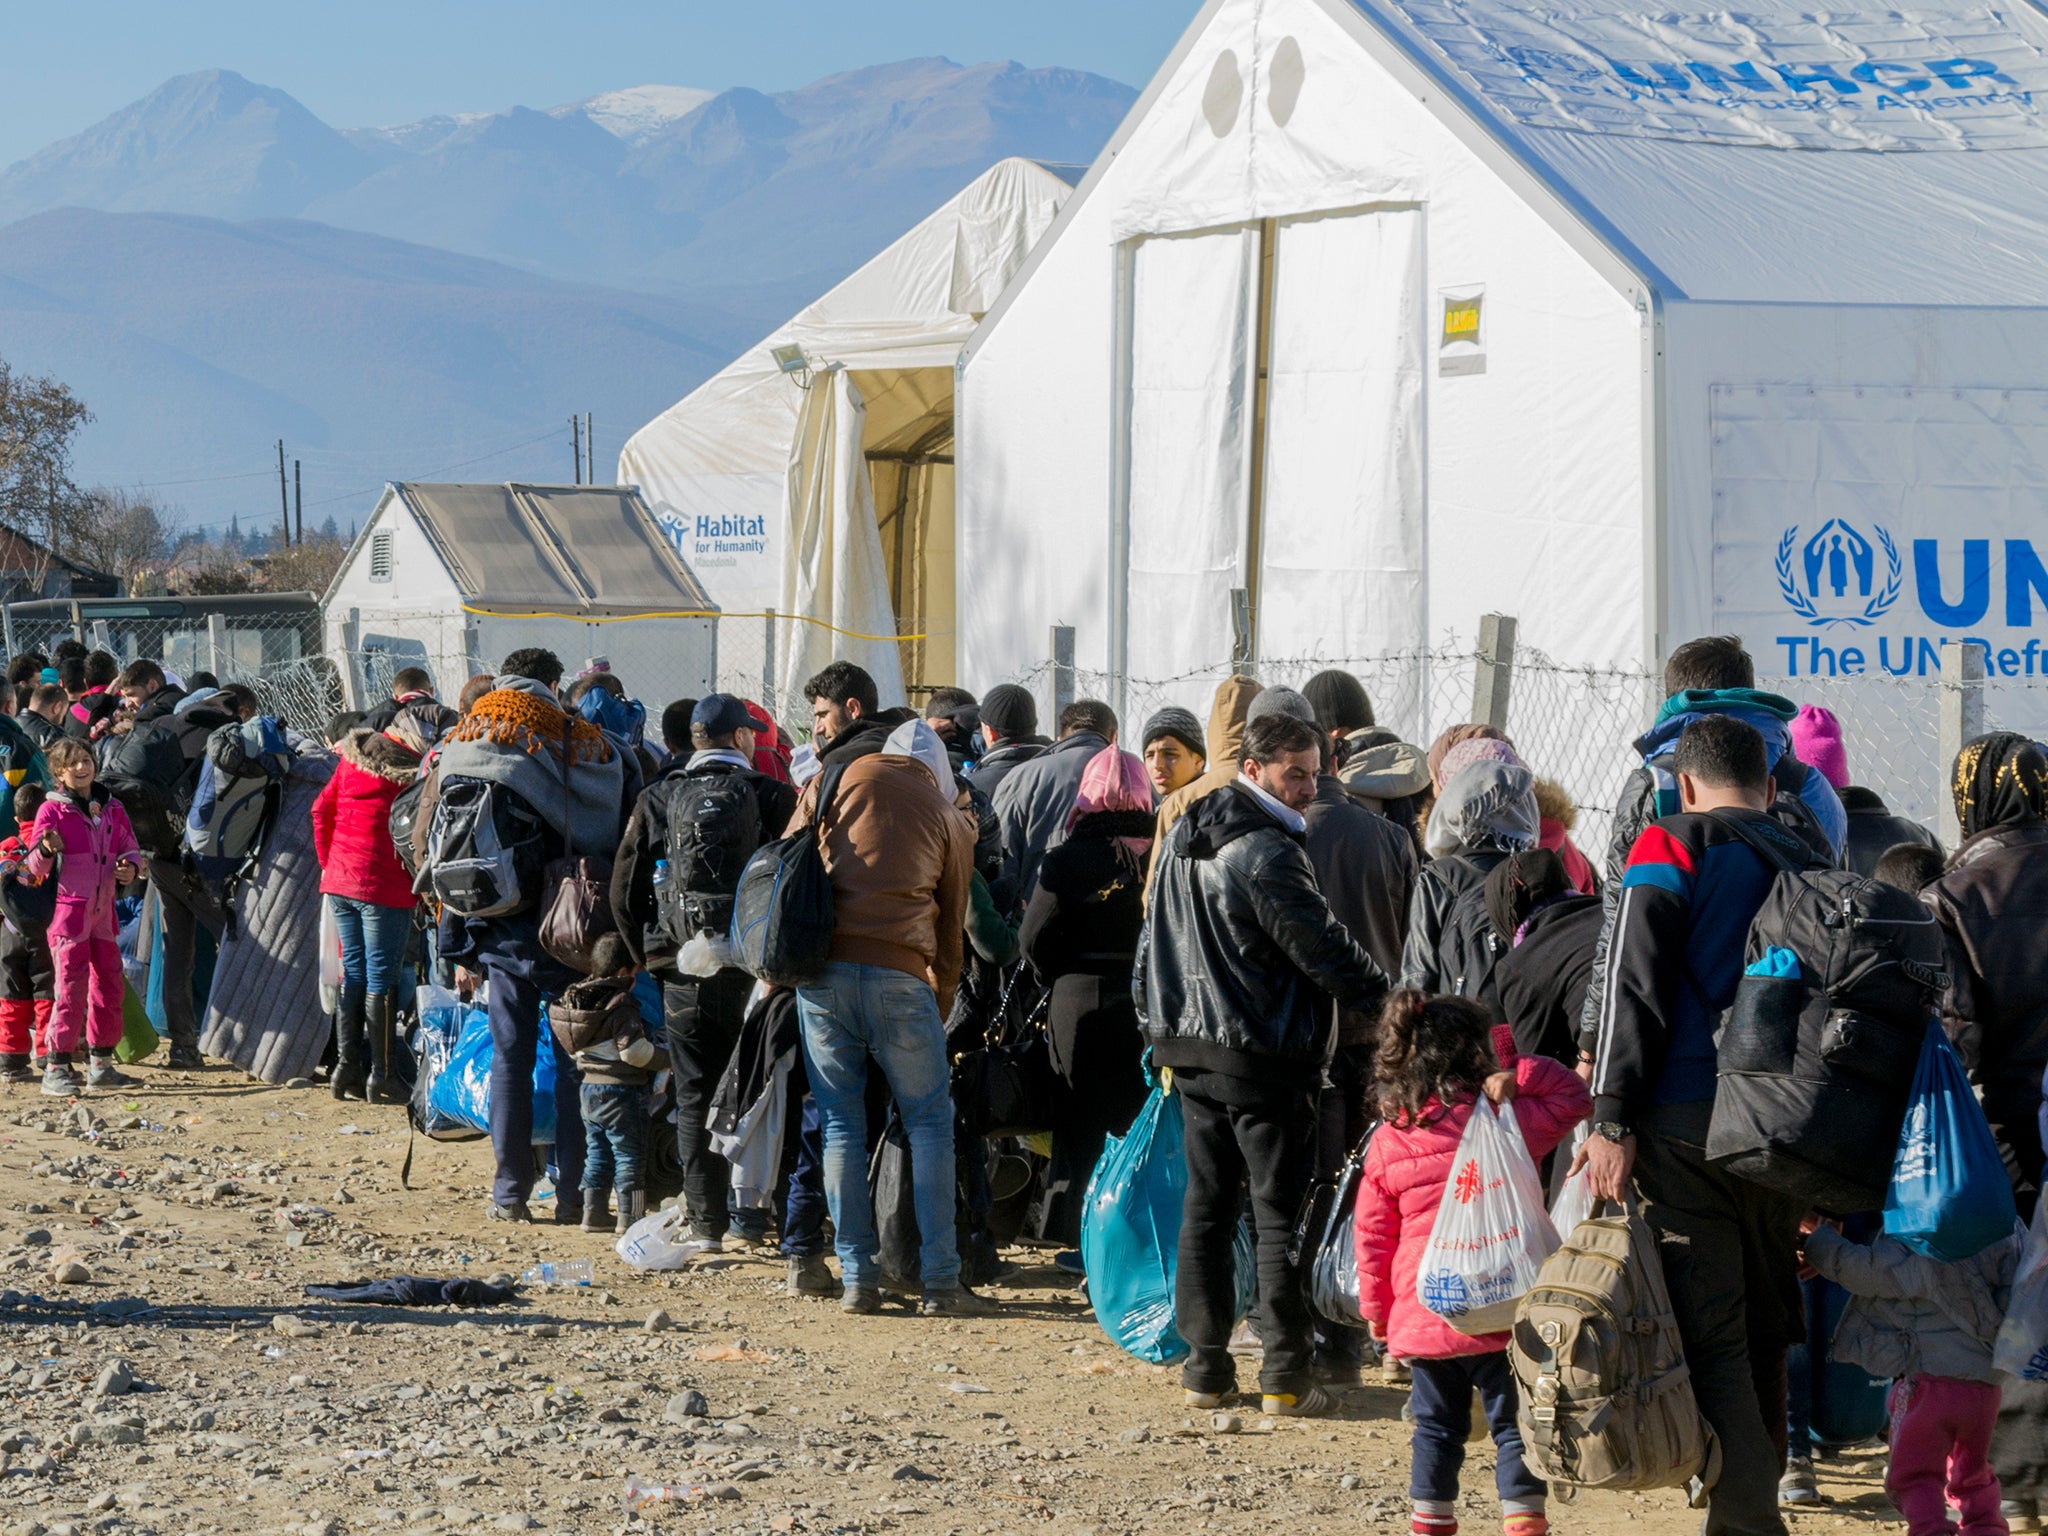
1354,991,1590,1536
311,705,447,1104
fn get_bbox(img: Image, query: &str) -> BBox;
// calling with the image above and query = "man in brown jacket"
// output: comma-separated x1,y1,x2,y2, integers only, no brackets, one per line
788,717,986,1318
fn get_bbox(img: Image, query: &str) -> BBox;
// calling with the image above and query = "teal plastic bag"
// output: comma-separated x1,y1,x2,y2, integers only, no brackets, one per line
1079,1081,1255,1363
426,1004,558,1145
1883,1022,2016,1261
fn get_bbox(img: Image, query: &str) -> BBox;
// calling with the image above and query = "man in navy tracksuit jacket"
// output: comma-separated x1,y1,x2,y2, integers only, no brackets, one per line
1581,715,1811,1536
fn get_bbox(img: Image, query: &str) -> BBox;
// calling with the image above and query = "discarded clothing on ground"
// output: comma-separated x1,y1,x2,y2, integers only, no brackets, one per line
303,1276,516,1307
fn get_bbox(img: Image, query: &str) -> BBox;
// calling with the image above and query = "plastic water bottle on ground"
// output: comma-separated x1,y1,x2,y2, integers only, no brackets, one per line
624,1473,708,1512
521,1258,594,1288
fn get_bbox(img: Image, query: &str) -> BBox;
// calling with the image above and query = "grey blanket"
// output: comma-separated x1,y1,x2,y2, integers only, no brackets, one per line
200,750,338,1084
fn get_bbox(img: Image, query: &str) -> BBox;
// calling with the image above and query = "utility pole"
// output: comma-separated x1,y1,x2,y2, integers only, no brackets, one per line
294,459,303,547
571,415,582,485
585,412,595,484
277,440,290,548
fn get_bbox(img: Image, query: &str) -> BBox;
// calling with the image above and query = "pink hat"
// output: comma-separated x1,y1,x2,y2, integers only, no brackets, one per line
1788,704,1849,789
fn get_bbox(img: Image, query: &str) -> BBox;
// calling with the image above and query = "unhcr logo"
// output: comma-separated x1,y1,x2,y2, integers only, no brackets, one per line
1776,519,1902,628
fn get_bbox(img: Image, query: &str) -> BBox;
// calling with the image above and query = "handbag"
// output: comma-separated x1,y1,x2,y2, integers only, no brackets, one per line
537,723,616,974
954,970,1058,1137
1296,1125,1377,1331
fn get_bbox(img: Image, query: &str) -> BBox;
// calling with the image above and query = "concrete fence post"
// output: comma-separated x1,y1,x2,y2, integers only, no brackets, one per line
1938,639,1985,851
1229,587,1254,677
1050,624,1076,728
206,613,230,681
1471,612,1518,730
0,602,16,661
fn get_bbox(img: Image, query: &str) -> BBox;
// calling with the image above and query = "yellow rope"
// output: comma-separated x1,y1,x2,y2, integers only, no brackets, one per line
457,604,928,644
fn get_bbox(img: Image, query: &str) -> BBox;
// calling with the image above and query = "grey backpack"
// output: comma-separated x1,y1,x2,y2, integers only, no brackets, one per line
1510,1202,1719,1496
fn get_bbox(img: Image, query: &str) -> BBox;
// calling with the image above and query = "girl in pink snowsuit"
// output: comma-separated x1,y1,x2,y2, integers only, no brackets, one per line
28,738,141,1096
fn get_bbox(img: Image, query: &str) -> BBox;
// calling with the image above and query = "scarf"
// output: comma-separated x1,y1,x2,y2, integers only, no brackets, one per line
443,687,613,766
1424,760,1539,859
1952,731,2048,840
1071,747,1155,859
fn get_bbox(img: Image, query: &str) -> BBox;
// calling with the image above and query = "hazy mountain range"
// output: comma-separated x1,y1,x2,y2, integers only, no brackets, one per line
0,62,1132,533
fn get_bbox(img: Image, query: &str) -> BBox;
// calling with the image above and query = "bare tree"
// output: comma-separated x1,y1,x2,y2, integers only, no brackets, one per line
69,487,182,591
0,359,92,590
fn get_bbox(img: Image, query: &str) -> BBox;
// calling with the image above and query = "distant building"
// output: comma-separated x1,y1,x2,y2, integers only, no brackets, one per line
0,523,118,602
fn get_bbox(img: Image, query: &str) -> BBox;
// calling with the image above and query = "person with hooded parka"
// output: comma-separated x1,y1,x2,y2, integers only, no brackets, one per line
1399,743,1540,1000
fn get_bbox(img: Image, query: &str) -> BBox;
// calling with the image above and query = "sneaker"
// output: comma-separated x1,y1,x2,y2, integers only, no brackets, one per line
40,1063,80,1098
1183,1389,1230,1410
840,1286,883,1316
486,1201,534,1224
920,1284,999,1318
0,1054,32,1084
164,1043,206,1071
86,1057,141,1089
1052,1250,1084,1275
1261,1384,1333,1418
1779,1457,1821,1507
786,1256,838,1297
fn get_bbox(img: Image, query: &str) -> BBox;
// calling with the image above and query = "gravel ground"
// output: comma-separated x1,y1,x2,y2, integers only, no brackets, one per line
0,1071,1908,1536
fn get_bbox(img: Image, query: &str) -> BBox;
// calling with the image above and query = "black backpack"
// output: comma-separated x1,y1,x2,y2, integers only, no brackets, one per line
421,774,548,919
1704,812,1949,1214
1441,878,1507,1013
728,763,845,988
658,767,765,946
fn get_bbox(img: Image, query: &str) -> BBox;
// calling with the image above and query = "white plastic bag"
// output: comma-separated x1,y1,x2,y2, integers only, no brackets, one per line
1549,1123,1596,1238
318,896,343,1014
1416,1098,1561,1334
1993,1198,2048,1383
615,1205,697,1271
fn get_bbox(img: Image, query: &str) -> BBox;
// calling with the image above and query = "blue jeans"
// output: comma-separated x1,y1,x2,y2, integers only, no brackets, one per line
1408,1352,1545,1505
483,961,584,1209
581,1082,649,1195
780,1092,827,1259
795,962,959,1291
330,896,411,997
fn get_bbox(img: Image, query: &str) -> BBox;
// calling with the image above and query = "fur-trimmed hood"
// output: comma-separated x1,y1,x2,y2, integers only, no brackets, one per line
338,727,422,785
1532,776,1576,832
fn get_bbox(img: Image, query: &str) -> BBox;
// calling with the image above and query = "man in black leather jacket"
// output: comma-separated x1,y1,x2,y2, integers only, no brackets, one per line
1135,712,1389,1418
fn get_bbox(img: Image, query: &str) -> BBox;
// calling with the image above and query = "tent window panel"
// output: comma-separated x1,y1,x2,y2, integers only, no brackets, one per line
1256,208,1427,733
1123,226,1258,702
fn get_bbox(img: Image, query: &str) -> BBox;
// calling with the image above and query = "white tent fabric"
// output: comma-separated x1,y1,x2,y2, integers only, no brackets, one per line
617,158,1078,625
782,369,907,709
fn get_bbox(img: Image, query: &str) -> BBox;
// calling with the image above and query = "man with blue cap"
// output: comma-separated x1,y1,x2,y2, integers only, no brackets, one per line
610,692,795,1252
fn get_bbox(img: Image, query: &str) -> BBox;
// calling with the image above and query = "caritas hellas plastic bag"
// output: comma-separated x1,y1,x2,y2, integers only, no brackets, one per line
1416,1098,1560,1335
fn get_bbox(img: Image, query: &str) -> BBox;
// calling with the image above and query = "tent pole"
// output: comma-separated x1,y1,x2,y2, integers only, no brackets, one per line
1242,218,1278,670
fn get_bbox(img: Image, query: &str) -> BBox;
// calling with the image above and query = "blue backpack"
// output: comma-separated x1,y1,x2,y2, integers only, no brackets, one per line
185,716,296,926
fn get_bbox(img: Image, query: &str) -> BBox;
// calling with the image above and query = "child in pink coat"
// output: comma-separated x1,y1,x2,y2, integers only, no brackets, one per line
1354,991,1591,1536
28,739,141,1096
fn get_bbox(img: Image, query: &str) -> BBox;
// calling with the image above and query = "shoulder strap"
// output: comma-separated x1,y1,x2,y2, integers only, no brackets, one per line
1707,808,1808,877
809,760,849,836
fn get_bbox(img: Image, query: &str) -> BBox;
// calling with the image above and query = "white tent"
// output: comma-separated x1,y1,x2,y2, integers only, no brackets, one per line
957,0,2048,735
618,157,1080,709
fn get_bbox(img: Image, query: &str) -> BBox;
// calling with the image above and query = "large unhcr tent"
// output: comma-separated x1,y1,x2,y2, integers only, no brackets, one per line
956,0,2048,745
619,158,1080,708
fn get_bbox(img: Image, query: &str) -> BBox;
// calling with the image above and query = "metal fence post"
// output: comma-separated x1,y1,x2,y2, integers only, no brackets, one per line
1471,613,1518,729
762,608,777,719
206,613,229,680
1050,625,1076,727
0,602,15,661
1938,639,1985,851
1229,587,1254,676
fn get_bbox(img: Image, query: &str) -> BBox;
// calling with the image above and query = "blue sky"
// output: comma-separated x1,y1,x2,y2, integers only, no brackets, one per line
0,0,1195,165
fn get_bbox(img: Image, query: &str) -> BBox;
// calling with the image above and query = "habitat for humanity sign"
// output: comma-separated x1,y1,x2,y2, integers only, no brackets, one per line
1712,384,2048,679
1388,3,2048,149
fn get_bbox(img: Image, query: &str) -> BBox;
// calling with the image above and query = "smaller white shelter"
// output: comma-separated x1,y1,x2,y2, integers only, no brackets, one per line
323,482,719,708
618,157,1079,709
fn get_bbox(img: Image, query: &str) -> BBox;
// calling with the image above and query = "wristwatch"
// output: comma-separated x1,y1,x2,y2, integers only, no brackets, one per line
1590,1121,1631,1143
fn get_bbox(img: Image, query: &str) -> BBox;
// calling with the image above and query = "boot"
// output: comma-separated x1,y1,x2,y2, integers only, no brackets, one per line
0,1052,31,1084
87,1052,141,1089
363,993,406,1105
330,983,368,1101
614,1187,646,1236
580,1189,612,1233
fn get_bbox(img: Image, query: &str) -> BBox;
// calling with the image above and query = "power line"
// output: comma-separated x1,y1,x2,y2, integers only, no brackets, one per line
301,423,573,510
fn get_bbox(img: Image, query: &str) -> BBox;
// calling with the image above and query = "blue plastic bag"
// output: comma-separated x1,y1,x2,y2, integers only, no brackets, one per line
1079,1081,1255,1364
1883,1022,2017,1261
426,1003,559,1145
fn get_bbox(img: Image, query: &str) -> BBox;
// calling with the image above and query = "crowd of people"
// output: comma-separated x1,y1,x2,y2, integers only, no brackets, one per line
0,630,2041,1536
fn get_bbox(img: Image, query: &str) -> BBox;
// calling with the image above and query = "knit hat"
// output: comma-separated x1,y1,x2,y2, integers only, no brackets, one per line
1244,685,1317,726
1788,704,1849,789
1300,670,1374,734
980,683,1038,741
1141,706,1206,762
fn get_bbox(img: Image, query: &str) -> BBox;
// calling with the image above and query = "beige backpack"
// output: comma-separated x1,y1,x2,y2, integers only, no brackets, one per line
1509,1202,1720,1495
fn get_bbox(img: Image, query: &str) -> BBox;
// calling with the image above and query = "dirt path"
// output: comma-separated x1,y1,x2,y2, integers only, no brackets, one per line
0,1072,1903,1536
